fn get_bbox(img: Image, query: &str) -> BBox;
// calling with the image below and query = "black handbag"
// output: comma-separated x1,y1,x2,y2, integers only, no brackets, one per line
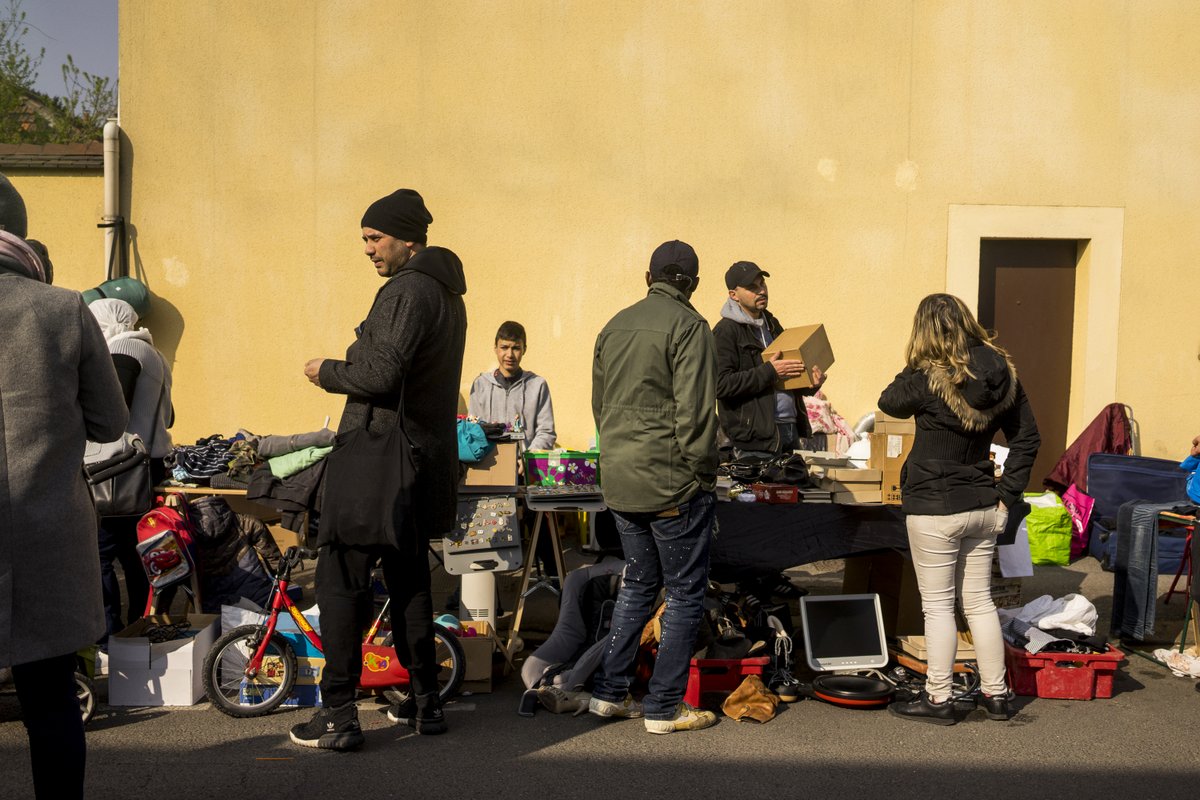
317,402,417,549
761,453,815,489
84,433,153,518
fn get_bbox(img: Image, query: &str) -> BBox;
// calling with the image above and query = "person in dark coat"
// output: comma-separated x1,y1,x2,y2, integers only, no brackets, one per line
292,188,467,751
0,174,128,798
878,293,1039,726
712,261,824,456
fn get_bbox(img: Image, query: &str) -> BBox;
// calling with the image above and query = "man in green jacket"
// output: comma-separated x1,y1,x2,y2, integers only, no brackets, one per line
588,240,719,734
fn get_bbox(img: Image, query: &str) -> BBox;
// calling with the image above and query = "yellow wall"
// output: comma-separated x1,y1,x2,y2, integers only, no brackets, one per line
116,0,1200,458
4,171,107,293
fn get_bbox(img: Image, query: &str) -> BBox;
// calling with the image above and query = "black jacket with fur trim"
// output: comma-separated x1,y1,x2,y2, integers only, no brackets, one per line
878,340,1040,515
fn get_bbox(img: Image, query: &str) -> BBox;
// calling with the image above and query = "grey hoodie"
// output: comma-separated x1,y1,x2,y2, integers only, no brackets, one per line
468,369,556,450
719,297,798,424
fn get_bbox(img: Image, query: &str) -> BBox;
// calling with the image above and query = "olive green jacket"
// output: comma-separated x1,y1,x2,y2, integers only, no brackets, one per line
592,283,718,513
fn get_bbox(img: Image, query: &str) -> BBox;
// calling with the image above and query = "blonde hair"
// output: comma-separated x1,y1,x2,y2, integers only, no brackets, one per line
904,294,1008,384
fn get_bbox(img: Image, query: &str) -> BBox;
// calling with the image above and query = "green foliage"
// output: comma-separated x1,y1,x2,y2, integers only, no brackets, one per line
0,0,116,144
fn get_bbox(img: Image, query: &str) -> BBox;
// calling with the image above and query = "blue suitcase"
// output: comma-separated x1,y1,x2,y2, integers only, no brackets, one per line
1086,453,1188,569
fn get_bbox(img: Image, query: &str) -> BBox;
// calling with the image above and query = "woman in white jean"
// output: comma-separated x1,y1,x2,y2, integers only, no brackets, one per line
879,294,1039,725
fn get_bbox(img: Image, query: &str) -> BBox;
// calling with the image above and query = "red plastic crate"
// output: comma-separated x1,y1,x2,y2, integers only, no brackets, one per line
684,656,770,708
1004,641,1125,700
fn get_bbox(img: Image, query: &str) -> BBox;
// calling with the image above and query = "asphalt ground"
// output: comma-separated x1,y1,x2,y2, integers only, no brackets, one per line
2,550,1199,799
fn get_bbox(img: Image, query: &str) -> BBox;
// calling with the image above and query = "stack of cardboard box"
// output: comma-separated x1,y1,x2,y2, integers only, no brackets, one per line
869,412,915,505
821,467,883,504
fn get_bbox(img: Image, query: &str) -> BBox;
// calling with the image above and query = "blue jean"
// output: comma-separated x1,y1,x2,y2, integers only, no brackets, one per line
592,490,715,720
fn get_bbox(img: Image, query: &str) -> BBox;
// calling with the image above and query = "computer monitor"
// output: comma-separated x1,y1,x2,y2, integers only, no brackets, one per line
799,593,889,673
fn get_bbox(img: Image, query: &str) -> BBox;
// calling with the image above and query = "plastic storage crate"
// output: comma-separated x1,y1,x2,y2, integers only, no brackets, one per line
524,450,599,486
684,655,770,709
1004,641,1125,700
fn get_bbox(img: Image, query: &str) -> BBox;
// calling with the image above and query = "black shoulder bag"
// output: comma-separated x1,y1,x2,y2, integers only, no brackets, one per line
84,432,153,518
317,399,417,550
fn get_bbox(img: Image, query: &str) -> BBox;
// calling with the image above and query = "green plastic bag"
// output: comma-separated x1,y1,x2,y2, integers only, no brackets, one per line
1023,491,1072,565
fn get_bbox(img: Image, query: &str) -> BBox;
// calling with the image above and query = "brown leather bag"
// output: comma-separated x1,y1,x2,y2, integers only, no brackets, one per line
721,674,780,723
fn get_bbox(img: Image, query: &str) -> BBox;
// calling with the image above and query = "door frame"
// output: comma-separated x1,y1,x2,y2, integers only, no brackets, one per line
946,204,1124,441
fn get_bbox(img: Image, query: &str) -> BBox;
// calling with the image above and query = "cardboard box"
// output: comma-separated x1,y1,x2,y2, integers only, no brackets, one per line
868,432,913,505
462,441,519,489
760,324,834,390
108,614,218,706
749,483,799,504
875,412,916,435
823,467,881,482
832,489,883,504
267,523,301,553
895,633,977,660
841,551,923,636
459,621,496,693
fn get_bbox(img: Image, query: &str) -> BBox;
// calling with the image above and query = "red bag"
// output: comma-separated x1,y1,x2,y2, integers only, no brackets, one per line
1061,483,1095,559
135,497,197,589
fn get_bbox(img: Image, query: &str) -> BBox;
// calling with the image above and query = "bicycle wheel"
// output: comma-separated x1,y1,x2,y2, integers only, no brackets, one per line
203,624,297,718
380,624,466,704
75,672,96,725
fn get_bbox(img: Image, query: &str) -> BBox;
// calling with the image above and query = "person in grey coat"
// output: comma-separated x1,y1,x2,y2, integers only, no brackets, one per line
0,174,128,799
468,320,556,451
295,188,467,751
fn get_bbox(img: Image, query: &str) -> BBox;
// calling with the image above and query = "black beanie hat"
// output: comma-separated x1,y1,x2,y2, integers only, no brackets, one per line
361,188,433,244
0,173,28,239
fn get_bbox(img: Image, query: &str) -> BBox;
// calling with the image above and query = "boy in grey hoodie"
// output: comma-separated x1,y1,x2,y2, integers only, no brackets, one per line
468,321,556,451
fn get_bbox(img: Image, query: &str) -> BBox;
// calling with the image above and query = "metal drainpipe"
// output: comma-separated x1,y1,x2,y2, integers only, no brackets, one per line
102,118,122,280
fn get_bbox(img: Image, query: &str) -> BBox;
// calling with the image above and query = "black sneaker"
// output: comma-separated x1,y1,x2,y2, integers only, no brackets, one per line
386,693,416,725
410,692,447,735
288,701,365,751
887,692,957,726
978,690,1015,721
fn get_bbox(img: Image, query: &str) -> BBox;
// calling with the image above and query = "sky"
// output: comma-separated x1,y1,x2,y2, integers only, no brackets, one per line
20,0,118,98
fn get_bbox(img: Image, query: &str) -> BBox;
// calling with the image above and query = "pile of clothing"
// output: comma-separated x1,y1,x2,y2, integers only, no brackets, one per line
998,593,1108,655
166,428,336,487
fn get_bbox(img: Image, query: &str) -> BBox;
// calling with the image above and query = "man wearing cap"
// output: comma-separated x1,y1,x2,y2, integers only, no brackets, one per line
713,261,824,458
588,240,720,734
294,188,467,751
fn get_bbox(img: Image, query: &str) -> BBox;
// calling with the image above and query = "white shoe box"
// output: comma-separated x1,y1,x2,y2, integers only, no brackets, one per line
108,614,218,706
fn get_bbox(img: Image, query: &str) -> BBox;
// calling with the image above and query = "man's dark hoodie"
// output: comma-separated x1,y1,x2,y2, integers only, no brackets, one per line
877,340,1039,516
318,246,467,539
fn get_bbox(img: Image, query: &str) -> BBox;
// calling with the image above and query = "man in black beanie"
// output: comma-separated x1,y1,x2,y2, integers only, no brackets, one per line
294,188,467,751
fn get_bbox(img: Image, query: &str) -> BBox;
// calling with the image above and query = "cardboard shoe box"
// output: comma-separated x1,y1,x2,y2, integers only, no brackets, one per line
108,614,219,706
760,324,834,390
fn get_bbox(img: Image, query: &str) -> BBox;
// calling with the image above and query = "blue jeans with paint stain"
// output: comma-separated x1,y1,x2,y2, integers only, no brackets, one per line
592,490,715,720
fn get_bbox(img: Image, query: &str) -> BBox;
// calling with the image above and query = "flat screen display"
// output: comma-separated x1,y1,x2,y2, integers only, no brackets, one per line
799,593,889,672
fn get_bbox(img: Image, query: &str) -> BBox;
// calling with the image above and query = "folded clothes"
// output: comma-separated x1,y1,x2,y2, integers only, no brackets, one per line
268,445,333,480
242,427,336,458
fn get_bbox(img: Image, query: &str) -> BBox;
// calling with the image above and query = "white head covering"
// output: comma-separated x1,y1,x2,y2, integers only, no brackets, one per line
89,297,139,342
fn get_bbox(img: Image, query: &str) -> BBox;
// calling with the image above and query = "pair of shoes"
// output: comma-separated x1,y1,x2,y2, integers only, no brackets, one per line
588,694,643,719
645,703,718,734
887,692,957,726
387,691,448,735
289,701,365,751
978,690,1015,721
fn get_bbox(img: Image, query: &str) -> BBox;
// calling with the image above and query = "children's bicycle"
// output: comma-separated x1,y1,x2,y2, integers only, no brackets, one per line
202,546,465,718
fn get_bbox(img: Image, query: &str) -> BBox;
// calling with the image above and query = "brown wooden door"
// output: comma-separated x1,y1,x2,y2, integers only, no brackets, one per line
977,239,1078,491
